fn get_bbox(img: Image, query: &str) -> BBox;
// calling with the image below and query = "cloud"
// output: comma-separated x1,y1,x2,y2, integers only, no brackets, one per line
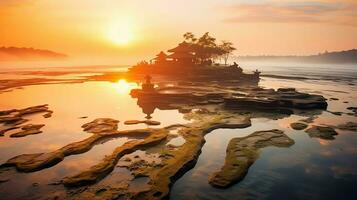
222,1,357,26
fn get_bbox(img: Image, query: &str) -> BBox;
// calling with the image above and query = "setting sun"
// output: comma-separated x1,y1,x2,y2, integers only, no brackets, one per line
0,1,357,199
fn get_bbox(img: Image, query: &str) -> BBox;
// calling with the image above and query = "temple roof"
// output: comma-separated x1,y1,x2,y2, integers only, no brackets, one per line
168,41,194,53
167,52,195,59
156,51,167,57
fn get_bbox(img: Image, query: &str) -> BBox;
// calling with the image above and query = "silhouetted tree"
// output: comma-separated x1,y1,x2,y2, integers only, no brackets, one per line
183,32,197,43
181,32,235,65
219,41,236,66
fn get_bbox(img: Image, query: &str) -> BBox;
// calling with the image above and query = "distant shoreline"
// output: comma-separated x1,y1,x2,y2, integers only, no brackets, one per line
237,49,357,64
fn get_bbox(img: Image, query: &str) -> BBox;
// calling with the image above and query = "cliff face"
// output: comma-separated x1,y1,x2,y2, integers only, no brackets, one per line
0,47,67,61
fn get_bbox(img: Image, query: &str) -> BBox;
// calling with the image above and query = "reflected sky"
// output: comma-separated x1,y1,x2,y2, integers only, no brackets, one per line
0,81,188,163
0,71,356,199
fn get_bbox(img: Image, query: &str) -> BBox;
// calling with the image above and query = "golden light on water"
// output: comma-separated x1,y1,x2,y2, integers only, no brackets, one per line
114,79,139,94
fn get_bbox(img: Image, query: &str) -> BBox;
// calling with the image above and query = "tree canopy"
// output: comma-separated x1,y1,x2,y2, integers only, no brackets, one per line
182,32,236,65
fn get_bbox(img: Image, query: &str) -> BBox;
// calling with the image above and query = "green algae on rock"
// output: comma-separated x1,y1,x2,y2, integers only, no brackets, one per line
209,129,294,188
290,122,308,130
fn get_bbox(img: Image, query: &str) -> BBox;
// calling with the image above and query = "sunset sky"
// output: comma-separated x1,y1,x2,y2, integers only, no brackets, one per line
1,0,357,66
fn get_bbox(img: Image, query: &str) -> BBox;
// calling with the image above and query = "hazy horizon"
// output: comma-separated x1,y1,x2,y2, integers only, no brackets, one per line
1,0,357,68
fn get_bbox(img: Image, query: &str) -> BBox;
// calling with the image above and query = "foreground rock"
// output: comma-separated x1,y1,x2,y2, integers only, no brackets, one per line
81,118,119,134
62,128,168,187
305,125,338,140
0,118,155,172
290,122,308,130
208,129,294,188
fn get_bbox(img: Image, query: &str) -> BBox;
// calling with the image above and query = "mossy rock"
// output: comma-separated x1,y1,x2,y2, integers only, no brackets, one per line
290,122,308,130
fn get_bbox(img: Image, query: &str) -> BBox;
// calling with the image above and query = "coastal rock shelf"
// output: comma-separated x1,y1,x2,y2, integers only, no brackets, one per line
224,88,327,111
0,118,162,172
131,84,328,116
0,104,53,137
208,129,294,188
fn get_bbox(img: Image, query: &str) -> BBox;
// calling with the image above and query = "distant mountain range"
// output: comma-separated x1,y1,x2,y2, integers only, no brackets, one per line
239,49,357,64
0,47,67,61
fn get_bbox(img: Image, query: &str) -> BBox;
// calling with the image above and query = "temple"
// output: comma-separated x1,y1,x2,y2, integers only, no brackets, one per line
129,35,260,83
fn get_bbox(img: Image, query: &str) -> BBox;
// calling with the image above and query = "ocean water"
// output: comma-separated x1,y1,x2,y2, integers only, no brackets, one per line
170,62,357,200
0,63,356,199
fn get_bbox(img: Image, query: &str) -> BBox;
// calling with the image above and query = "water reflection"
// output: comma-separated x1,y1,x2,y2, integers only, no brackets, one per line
0,73,356,199
114,79,139,95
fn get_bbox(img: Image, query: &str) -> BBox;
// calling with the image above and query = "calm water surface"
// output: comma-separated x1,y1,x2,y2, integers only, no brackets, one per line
0,63,356,199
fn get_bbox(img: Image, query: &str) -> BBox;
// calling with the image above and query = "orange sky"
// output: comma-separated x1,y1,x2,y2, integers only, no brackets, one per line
0,0,356,66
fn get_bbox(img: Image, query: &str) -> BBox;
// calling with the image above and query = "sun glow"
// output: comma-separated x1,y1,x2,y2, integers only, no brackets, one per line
107,21,134,46
114,79,139,94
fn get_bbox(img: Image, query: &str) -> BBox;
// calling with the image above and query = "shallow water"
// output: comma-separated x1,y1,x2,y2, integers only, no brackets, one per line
170,71,357,200
0,63,356,199
0,81,188,162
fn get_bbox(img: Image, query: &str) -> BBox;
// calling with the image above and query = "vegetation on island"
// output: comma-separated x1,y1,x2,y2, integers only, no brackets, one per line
182,32,236,65
133,32,237,69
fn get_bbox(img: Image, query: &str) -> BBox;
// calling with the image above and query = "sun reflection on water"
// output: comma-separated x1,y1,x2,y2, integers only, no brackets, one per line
113,79,139,94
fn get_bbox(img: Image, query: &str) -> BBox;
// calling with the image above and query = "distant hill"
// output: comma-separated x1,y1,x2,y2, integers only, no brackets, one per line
0,47,67,61
239,49,357,64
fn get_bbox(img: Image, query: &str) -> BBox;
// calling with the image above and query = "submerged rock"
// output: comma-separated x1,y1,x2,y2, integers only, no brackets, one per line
209,129,294,188
124,120,161,126
0,105,53,137
336,122,357,131
305,125,338,140
347,107,357,116
290,122,308,130
0,126,20,136
10,124,45,138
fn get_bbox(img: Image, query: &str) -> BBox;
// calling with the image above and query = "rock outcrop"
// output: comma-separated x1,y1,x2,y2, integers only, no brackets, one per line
209,129,294,188
0,105,52,137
